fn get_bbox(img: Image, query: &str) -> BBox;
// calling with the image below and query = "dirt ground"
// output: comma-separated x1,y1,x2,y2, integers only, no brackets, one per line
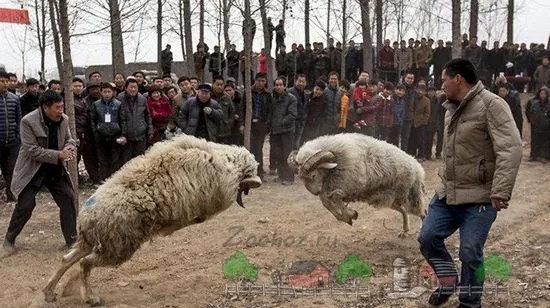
1,95,549,308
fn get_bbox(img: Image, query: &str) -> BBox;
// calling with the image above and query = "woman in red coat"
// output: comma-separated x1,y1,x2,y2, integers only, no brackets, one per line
147,85,172,143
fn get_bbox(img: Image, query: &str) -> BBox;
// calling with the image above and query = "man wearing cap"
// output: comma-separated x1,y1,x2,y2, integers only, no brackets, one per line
177,83,223,142
20,78,40,117
211,76,236,144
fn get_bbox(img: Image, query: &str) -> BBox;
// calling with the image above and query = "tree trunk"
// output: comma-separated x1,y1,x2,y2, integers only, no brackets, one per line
183,0,194,76
199,0,204,44
223,0,231,77
157,0,163,75
507,0,514,43
178,0,186,63
48,0,63,81
469,0,478,39
35,0,46,83
341,0,347,77
451,0,461,59
109,0,126,77
360,0,373,74
243,0,253,150
259,0,274,87
326,0,330,45
57,0,79,213
375,0,382,48
304,0,310,45
282,0,287,25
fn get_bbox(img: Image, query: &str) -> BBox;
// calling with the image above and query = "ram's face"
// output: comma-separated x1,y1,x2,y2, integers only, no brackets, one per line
235,152,262,207
301,169,325,195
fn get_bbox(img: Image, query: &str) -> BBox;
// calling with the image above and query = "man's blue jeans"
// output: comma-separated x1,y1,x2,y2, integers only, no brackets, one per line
418,195,497,307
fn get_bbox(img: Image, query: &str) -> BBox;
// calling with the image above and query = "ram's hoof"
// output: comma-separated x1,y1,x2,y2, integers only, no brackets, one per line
86,296,103,307
398,231,409,238
43,290,56,303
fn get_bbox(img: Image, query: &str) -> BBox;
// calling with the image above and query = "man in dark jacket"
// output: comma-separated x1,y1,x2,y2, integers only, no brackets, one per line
240,73,272,179
525,87,550,161
487,41,505,81
90,82,124,181
226,44,240,83
274,19,285,55
288,74,308,148
209,46,226,77
276,45,287,78
378,39,395,82
161,44,173,75
20,78,40,117
178,83,223,141
0,71,21,202
425,88,445,160
323,72,341,135
285,43,299,88
402,72,416,154
2,90,77,257
73,78,99,184
432,40,451,89
268,77,297,185
498,85,523,138
211,76,236,144
345,40,359,82
299,43,316,89
117,79,153,163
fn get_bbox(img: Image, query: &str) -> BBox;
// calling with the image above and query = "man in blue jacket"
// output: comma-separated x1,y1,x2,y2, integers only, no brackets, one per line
0,71,21,202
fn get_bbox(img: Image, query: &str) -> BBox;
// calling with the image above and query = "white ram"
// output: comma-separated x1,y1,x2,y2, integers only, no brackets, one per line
42,135,261,306
288,133,426,237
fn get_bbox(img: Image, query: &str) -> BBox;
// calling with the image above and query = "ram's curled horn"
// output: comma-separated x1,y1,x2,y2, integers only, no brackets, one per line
302,151,336,173
287,150,299,172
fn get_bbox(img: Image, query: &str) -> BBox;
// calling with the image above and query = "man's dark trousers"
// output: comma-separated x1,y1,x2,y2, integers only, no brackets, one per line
270,132,294,182
5,171,76,246
0,142,19,201
251,121,267,177
418,196,497,307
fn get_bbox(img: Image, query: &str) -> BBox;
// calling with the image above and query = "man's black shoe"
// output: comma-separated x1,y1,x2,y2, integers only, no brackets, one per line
428,286,455,306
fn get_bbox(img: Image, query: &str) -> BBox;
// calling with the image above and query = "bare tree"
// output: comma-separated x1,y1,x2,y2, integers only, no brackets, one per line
48,0,63,80
242,0,253,150
360,0,373,74
451,0,461,59
157,0,163,75
304,0,310,45
507,0,513,43
375,0,382,47
326,0,331,45
341,0,347,77
34,0,47,82
469,0,478,39
56,0,79,211
109,0,126,76
177,0,186,62
183,0,195,75
199,0,205,44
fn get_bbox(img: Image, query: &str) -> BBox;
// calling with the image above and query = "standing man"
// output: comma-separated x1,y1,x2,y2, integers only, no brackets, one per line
345,40,359,82
418,59,522,308
240,73,272,180
211,76,236,144
274,19,286,55
0,71,21,202
7,73,18,95
194,44,207,82
161,44,173,75
172,76,195,117
209,46,226,78
2,90,77,257
432,40,451,89
276,45,288,79
497,84,523,138
288,74,308,148
20,78,40,117
395,40,413,83
415,38,433,81
73,78,99,185
268,77,297,186
402,72,416,154
118,79,153,163
226,44,240,83
177,83,223,142
324,72,341,135
378,39,395,82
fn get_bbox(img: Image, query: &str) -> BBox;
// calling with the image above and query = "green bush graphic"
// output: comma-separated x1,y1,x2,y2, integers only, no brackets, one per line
475,253,512,283
335,255,373,284
223,251,258,282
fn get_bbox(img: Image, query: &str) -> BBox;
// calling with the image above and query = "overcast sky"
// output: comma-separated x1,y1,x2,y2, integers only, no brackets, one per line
0,0,549,79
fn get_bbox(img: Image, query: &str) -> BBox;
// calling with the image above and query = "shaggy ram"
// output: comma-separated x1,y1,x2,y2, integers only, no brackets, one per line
288,133,426,237
43,135,262,306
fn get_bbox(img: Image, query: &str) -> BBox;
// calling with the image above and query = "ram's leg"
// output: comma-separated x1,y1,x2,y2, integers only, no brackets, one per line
397,206,410,238
79,254,103,306
320,192,358,225
43,247,92,302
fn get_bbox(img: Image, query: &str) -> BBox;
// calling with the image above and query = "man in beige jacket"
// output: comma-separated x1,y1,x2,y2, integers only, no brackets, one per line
418,59,522,308
2,90,77,258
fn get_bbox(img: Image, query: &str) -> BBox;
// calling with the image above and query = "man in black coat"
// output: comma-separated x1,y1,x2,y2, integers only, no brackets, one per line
498,85,523,138
19,78,40,117
177,83,223,142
